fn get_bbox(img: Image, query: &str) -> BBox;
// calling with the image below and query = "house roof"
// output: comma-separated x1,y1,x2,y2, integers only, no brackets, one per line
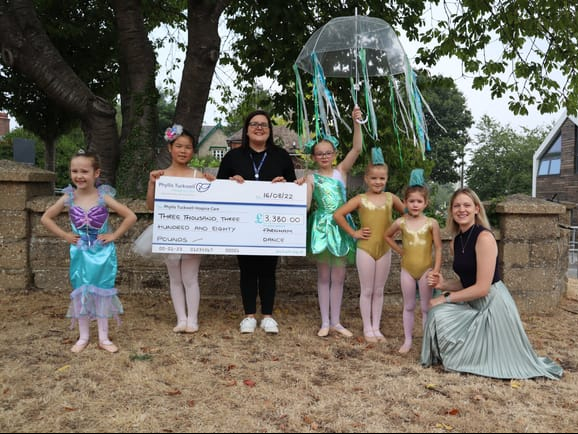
226,125,300,153
533,112,578,161
532,111,578,196
198,123,224,148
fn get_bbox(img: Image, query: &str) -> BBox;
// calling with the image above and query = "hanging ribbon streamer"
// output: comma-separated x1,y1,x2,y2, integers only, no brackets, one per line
308,53,354,144
404,57,429,158
389,77,404,164
293,63,310,150
358,49,378,141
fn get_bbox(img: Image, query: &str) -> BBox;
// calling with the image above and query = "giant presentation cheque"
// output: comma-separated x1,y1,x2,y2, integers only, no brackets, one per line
152,177,307,256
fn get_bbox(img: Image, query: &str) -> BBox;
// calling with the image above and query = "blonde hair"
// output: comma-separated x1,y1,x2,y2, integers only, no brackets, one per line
446,188,491,236
365,162,388,176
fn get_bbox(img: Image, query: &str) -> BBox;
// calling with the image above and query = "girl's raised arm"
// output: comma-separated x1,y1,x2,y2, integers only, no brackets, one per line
336,106,363,175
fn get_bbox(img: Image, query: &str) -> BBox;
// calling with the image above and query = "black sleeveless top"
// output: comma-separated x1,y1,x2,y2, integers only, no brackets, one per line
453,224,500,289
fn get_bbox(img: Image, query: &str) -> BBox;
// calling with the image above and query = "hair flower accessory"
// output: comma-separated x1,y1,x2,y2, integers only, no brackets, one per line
164,124,183,142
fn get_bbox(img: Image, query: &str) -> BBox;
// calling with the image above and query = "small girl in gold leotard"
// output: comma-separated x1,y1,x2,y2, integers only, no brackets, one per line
384,169,442,353
334,148,405,343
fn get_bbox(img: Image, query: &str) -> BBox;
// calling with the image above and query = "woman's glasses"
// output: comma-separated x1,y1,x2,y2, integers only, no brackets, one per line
248,122,269,129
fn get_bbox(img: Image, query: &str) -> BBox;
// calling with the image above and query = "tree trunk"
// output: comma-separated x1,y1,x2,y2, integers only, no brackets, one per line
175,0,229,142
111,0,159,197
0,0,120,185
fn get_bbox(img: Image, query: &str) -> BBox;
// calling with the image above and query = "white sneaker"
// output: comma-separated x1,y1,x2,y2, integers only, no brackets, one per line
260,317,279,334
239,317,257,333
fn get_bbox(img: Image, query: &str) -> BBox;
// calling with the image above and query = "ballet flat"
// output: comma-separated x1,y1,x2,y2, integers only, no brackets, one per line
330,325,353,337
98,342,119,353
185,325,199,334
173,323,187,333
70,342,89,353
317,327,330,337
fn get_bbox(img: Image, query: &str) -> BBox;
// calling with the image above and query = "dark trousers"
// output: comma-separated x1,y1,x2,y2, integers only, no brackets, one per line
237,255,278,315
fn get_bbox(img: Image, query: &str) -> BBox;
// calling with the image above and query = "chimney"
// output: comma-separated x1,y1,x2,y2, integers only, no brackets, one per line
0,113,9,136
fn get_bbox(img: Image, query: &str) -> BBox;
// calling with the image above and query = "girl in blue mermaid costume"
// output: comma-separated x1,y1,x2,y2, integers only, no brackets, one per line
41,150,136,353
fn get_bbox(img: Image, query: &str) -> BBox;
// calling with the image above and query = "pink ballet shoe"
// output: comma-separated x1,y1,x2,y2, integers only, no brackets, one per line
173,322,187,333
70,341,88,353
398,343,412,354
317,327,330,337
364,330,378,343
330,325,353,337
373,330,386,342
185,325,199,334
98,341,119,353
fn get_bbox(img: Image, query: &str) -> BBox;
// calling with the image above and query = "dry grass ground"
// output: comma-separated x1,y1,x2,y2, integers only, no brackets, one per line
0,289,577,433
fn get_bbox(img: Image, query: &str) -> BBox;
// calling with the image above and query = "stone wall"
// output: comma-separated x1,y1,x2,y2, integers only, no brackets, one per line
0,160,572,314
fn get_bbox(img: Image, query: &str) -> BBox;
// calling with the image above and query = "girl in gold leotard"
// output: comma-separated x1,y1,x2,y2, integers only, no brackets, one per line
334,148,404,343
385,170,442,354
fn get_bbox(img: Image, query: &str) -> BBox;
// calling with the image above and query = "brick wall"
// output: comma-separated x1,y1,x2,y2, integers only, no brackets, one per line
0,113,9,136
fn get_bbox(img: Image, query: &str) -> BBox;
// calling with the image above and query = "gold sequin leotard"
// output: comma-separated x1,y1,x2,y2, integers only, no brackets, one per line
357,193,394,260
400,217,434,279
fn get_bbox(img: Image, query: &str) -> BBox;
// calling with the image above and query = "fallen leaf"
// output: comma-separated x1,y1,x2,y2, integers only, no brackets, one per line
425,383,450,397
303,416,313,425
63,406,78,412
435,422,454,431
166,389,182,396
226,364,236,371
510,380,522,389
225,380,237,387
187,400,195,408
446,408,460,416
243,379,256,388
57,365,71,373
